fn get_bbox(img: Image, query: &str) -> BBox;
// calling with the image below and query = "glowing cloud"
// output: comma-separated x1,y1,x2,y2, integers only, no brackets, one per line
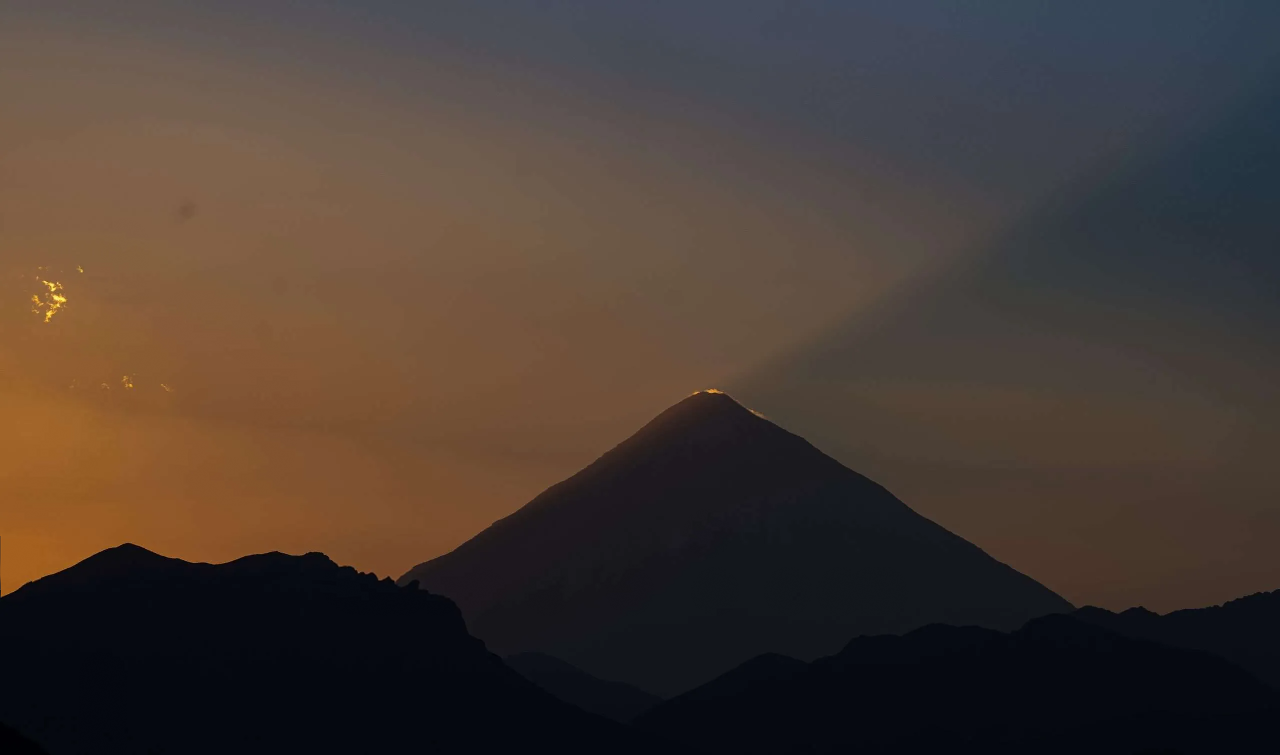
31,279,68,323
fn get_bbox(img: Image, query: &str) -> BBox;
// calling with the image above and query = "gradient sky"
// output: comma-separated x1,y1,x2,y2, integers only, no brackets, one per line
2,2,1278,611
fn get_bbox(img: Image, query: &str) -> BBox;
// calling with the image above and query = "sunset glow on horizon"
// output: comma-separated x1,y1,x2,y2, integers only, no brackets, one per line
2,1,1278,614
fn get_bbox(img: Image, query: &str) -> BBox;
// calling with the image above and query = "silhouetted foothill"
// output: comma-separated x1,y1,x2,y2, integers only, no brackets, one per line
638,614,1280,754
0,544,644,755
402,390,1071,695
1075,589,1280,689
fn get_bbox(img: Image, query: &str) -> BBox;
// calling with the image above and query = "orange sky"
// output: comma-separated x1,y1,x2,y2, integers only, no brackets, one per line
0,19,973,597
3,3,1278,611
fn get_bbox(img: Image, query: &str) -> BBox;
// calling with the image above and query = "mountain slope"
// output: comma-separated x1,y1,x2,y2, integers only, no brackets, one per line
506,653,661,722
0,544,643,755
637,614,1279,753
401,390,1072,695
1075,589,1280,688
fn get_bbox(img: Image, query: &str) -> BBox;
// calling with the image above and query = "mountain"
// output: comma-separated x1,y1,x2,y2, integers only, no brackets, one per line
1075,589,1280,688
0,544,644,755
506,653,662,723
401,390,1072,695
637,614,1280,754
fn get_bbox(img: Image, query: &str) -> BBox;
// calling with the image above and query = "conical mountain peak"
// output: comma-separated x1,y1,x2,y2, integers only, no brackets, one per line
402,390,1071,695
658,389,763,424
612,389,787,457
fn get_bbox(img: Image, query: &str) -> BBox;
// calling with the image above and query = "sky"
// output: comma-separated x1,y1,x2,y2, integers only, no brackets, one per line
2,1,1278,611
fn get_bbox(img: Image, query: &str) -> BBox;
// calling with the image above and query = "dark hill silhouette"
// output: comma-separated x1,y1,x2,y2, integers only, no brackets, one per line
401,390,1072,695
1075,589,1280,689
0,544,644,755
506,652,662,722
0,722,48,755
638,614,1279,754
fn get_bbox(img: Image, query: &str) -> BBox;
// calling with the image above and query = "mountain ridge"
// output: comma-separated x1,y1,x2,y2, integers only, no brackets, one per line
1074,588,1280,688
637,613,1279,753
0,544,644,754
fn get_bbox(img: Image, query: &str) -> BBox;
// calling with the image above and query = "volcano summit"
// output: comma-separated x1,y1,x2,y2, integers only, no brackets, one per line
401,390,1071,695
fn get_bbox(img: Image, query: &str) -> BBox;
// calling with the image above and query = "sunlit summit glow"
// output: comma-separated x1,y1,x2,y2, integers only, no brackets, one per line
691,388,768,418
